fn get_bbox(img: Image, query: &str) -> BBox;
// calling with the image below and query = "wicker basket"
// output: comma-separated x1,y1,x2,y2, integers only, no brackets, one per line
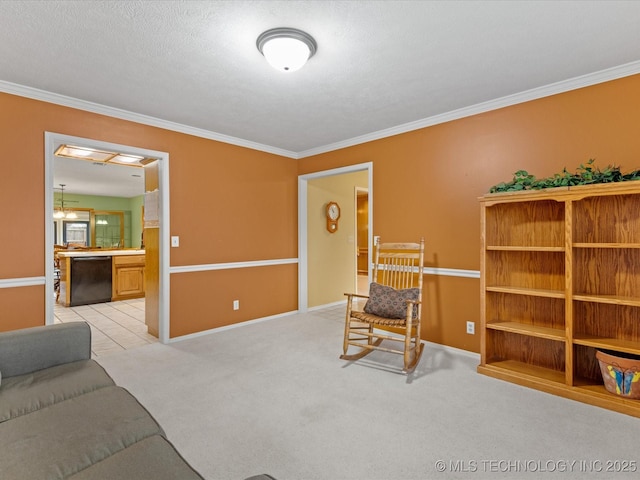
596,350,640,400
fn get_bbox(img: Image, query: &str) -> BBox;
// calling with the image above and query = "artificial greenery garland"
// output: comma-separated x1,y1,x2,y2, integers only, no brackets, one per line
489,159,640,193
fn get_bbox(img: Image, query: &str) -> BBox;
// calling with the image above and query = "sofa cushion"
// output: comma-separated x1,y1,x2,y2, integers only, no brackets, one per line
0,359,115,422
0,385,165,479
67,434,205,480
0,322,91,377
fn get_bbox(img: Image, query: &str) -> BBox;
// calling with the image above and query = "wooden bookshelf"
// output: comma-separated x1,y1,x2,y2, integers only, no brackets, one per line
479,182,640,417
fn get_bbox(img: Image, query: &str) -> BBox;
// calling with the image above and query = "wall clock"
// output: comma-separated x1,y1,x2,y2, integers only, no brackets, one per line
326,201,341,233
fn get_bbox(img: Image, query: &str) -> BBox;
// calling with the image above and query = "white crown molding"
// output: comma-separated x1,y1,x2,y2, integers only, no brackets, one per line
296,60,640,158
2,60,640,160
0,80,299,159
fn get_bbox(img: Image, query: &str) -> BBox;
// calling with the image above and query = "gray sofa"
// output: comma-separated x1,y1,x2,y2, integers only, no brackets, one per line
0,322,275,480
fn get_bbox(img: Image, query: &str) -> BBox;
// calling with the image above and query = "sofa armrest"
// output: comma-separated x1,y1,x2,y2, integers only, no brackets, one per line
0,322,91,378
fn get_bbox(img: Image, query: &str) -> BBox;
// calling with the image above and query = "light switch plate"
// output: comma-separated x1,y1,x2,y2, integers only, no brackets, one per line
171,236,179,247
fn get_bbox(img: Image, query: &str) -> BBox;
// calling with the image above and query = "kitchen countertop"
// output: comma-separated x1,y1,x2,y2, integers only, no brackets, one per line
57,249,145,258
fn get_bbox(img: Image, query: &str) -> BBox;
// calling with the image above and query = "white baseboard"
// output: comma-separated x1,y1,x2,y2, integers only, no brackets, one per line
168,310,299,343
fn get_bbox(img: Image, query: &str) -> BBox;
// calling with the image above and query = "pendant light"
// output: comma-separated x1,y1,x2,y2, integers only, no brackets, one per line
54,184,77,219
257,27,317,73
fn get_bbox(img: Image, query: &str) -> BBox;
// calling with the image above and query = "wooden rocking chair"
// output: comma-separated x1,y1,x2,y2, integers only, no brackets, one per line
341,237,425,374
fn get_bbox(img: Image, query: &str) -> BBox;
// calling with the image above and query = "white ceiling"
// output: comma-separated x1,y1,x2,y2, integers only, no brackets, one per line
2,1,640,196
53,156,145,198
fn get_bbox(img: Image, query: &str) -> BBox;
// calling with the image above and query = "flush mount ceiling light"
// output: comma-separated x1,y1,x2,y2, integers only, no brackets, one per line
256,27,317,73
54,144,152,167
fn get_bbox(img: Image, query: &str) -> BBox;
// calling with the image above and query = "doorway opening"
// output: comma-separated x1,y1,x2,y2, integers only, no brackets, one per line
44,133,171,344
298,162,373,312
355,187,369,296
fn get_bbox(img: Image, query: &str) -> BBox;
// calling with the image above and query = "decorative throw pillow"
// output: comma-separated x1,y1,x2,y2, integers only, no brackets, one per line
364,282,420,319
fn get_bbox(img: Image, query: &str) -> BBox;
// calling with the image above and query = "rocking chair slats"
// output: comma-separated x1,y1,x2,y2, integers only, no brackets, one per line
340,237,425,374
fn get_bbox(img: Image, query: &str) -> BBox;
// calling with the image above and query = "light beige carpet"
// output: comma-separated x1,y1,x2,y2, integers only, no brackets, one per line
97,305,640,480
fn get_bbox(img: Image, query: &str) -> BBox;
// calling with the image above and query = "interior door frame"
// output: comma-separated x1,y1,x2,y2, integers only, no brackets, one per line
297,162,373,312
44,132,171,343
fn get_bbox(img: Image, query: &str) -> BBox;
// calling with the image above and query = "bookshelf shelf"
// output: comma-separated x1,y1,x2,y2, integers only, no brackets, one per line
479,183,640,417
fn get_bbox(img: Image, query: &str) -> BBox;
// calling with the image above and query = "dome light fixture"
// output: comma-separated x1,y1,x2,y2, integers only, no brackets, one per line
257,27,317,73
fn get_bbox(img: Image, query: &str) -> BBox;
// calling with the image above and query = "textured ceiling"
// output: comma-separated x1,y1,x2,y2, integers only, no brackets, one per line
2,0,640,195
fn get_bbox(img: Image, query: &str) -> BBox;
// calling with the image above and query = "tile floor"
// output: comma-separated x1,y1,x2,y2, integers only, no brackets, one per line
54,298,158,357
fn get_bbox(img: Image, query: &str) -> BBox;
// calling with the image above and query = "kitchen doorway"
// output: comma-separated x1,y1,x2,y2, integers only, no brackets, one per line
44,133,171,344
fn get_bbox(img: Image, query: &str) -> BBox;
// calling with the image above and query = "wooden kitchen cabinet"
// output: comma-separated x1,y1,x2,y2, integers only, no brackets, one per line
112,254,146,301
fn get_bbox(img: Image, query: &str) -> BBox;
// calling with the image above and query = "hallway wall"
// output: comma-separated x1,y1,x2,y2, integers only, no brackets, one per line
307,170,368,307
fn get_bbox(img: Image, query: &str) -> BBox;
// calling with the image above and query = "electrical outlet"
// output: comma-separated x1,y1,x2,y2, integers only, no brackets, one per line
233,300,239,310
466,321,475,335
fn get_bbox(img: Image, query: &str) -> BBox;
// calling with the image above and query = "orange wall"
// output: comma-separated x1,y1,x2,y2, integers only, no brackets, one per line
3,74,640,350
298,74,640,352
0,92,298,334
0,286,45,331
170,264,298,337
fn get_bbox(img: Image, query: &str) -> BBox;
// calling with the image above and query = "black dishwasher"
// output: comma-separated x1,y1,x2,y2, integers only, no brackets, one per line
70,256,112,306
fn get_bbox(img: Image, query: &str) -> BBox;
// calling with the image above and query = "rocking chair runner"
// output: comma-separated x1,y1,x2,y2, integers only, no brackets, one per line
341,237,425,373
